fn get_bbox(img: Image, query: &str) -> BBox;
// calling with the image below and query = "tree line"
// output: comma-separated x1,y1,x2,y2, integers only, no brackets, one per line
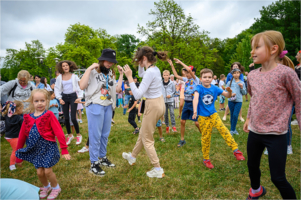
1,0,299,82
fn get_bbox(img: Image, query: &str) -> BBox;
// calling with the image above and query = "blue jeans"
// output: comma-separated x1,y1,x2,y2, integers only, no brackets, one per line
86,104,112,163
287,105,294,146
228,101,242,132
123,95,131,114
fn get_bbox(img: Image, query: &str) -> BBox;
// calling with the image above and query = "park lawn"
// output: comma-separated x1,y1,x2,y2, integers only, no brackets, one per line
1,97,300,199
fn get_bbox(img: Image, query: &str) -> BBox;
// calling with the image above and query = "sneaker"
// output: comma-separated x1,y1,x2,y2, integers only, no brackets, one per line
246,186,266,200
100,156,115,167
122,152,136,165
9,165,16,171
240,117,245,122
291,119,298,125
264,148,268,155
78,146,89,153
146,168,165,178
75,135,82,145
233,130,239,135
47,188,61,200
111,119,115,124
230,131,234,135
234,150,245,160
89,161,105,176
138,120,141,123
162,121,165,125
79,119,83,123
203,160,214,169
39,187,51,199
66,135,74,145
172,126,177,132
287,145,293,154
177,139,186,147
222,116,226,121
166,127,170,133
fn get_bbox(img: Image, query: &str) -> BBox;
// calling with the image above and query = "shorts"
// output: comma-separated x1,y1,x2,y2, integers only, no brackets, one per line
156,119,162,127
219,95,225,104
181,101,198,121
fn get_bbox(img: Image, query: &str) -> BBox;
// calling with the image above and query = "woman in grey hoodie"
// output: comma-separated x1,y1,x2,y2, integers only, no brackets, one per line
0,70,35,110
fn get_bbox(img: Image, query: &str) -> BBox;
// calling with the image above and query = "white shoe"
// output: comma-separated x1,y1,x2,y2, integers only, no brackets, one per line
264,148,268,155
78,146,89,153
75,135,82,145
66,135,74,145
240,117,245,122
79,119,83,123
122,152,136,165
287,145,293,154
146,168,165,178
291,119,298,125
222,116,226,121
111,119,115,124
9,165,16,171
138,120,141,123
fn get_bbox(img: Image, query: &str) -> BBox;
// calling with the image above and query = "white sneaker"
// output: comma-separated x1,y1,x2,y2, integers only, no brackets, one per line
78,146,89,153
79,119,83,123
111,119,115,124
122,152,136,165
264,148,268,155
222,116,226,121
146,168,165,178
240,117,245,122
66,135,74,145
138,120,141,123
287,145,293,154
291,119,298,125
75,135,82,145
9,165,16,171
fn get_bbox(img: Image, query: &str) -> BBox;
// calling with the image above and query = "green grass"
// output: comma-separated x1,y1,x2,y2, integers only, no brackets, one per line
1,97,300,199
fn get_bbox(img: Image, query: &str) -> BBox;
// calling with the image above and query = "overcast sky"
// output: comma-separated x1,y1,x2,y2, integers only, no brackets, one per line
1,0,275,58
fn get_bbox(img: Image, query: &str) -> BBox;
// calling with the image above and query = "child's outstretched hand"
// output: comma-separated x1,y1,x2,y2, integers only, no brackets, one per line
192,112,197,120
225,87,232,93
173,58,181,64
63,154,71,160
167,59,173,66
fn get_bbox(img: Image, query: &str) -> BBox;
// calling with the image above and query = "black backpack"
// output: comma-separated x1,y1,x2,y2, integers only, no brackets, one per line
8,83,33,98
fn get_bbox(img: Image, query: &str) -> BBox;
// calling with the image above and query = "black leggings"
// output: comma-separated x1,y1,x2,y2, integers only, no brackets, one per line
128,110,137,129
62,93,80,134
247,131,296,199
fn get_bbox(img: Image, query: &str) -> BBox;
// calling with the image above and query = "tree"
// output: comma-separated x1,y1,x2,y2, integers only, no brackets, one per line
137,0,219,75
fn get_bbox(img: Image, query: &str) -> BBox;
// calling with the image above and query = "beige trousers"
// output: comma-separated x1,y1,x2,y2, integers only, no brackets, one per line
132,95,165,167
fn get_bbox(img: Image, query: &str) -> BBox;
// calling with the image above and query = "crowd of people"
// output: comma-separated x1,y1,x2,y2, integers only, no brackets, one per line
0,30,300,200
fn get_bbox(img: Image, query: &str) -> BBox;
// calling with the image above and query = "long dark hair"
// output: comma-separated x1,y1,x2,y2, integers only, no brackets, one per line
56,60,78,74
40,77,47,87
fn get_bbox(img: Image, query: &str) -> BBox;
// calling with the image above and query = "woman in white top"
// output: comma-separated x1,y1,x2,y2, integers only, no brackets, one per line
122,46,167,178
54,60,83,145
79,49,123,176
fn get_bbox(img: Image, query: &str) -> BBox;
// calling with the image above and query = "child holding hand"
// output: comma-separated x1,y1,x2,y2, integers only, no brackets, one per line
15,89,71,200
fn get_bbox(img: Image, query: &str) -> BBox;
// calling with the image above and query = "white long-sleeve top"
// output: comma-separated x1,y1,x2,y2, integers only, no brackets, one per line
129,66,162,99
54,74,83,100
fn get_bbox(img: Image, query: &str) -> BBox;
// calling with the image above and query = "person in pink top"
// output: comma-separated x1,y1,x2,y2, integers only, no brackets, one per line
243,30,300,200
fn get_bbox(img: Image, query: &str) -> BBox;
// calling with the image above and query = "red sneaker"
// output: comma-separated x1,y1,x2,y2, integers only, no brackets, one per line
247,186,266,199
172,126,177,132
203,160,214,169
234,150,245,161
166,127,169,133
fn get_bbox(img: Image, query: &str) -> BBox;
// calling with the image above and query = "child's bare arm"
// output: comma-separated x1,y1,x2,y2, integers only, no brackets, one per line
174,58,196,80
222,87,232,98
167,59,183,81
192,92,199,119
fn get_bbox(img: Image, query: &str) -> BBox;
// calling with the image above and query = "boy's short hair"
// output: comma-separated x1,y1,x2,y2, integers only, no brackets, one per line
220,74,225,79
200,68,213,78
163,70,170,75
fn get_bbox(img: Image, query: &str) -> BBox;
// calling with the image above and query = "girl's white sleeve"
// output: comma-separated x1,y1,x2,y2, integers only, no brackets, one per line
138,66,145,78
54,75,62,100
129,71,153,100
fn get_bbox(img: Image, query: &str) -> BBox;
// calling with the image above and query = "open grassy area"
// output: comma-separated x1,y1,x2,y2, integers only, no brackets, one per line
1,97,300,199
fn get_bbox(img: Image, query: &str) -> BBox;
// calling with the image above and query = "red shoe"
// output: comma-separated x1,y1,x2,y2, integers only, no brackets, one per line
203,160,214,169
234,150,245,160
172,126,177,132
166,127,169,133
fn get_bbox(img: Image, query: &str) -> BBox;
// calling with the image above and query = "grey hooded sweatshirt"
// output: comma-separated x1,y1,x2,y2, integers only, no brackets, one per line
0,79,35,109
162,80,175,103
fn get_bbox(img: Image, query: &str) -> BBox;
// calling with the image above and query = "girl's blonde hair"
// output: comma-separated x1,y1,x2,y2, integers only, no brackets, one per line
2,100,24,116
17,70,30,83
25,89,50,113
251,30,294,70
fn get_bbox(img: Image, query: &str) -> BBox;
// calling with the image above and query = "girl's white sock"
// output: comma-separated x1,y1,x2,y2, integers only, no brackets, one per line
251,186,261,194
44,183,51,188
52,184,60,190
9,165,16,171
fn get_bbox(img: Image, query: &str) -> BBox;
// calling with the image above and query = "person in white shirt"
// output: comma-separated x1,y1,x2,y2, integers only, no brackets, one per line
54,60,83,146
122,46,167,179
218,74,226,111
211,75,218,86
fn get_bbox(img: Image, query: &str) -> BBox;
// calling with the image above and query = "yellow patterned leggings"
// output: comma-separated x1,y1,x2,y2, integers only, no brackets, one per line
198,113,238,160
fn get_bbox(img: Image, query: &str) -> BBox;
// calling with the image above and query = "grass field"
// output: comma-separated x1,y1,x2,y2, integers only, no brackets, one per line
1,97,300,199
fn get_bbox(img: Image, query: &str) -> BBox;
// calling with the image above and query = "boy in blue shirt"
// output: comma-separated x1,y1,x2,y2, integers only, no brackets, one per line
168,58,201,147
192,68,245,169
48,91,59,120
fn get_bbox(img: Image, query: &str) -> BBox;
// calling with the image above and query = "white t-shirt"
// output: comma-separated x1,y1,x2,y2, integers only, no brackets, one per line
219,80,225,90
84,69,116,107
211,79,217,85
129,66,162,99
